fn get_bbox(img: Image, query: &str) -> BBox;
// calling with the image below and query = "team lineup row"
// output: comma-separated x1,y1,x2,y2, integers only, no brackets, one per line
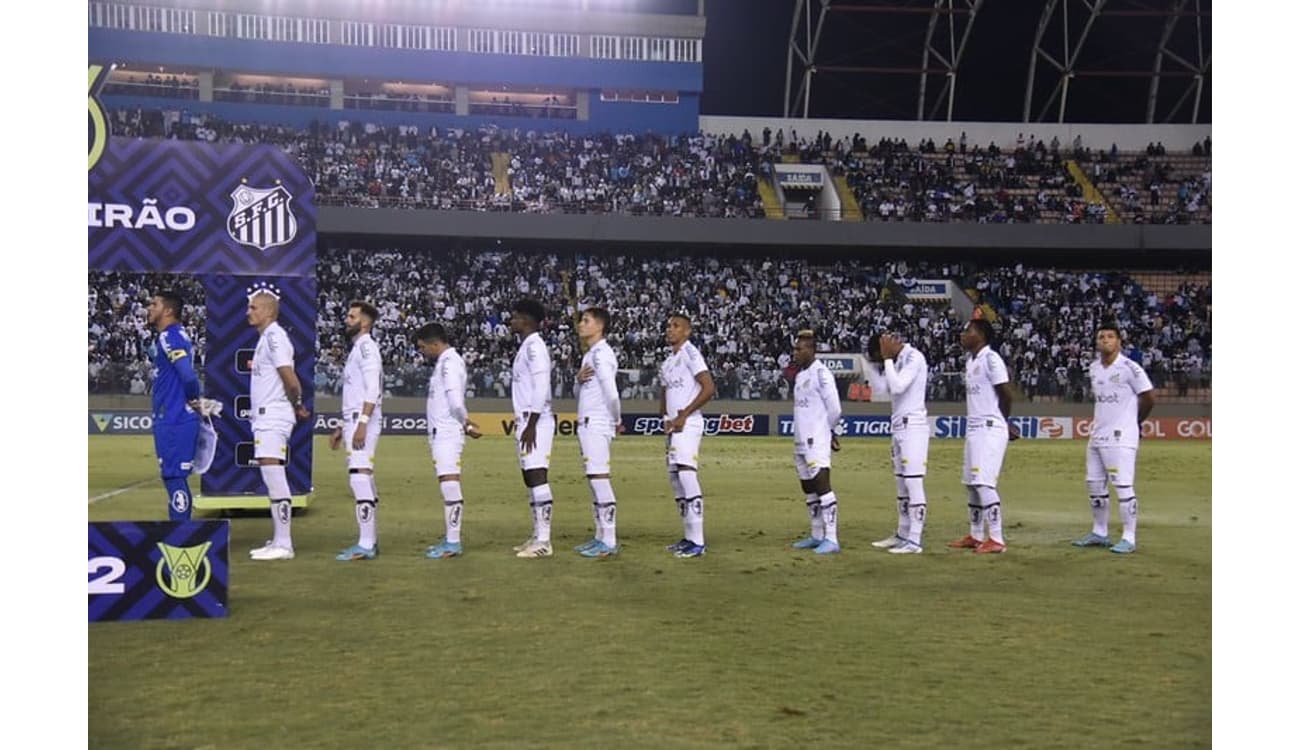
141,290,1156,561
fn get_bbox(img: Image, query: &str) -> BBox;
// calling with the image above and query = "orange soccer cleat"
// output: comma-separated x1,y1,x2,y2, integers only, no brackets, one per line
974,539,1006,554
947,535,981,549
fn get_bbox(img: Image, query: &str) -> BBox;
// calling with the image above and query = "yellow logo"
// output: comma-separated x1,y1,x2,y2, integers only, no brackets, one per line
88,64,112,172
92,413,113,433
155,542,213,599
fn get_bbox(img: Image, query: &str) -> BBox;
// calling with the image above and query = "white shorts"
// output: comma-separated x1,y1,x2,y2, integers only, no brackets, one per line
1087,444,1137,487
891,423,930,477
252,417,293,461
578,421,614,475
666,420,703,470
793,431,833,480
430,431,466,477
962,423,1008,487
516,413,555,471
343,415,382,471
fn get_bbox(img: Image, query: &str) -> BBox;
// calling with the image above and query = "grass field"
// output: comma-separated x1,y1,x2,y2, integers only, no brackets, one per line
88,434,1211,749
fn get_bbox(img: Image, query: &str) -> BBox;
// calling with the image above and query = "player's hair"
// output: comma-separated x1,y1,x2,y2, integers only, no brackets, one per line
669,312,692,327
795,329,816,347
155,290,185,320
583,306,611,335
512,298,546,324
866,332,883,362
968,318,996,346
414,322,449,345
1097,320,1123,339
349,300,380,324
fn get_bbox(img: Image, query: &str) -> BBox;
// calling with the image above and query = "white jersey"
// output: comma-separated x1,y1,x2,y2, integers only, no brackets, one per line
661,340,709,426
1089,354,1154,449
427,347,469,434
793,360,841,443
341,332,383,418
511,331,552,419
877,344,929,426
965,345,1010,426
251,321,294,420
578,339,621,424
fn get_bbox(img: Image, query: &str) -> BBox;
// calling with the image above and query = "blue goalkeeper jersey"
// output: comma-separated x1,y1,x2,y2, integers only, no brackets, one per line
151,323,201,422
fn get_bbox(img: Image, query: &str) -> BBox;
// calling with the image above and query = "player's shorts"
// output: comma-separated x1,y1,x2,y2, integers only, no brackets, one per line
1086,444,1137,487
343,413,382,471
793,430,833,480
428,428,466,477
666,419,704,470
578,418,615,475
154,416,199,478
252,416,293,462
515,412,555,471
891,418,930,477
962,420,1009,487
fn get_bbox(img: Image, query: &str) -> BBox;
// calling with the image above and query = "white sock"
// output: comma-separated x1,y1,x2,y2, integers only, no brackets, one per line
529,484,553,544
349,473,377,548
976,485,1004,544
669,470,686,539
904,477,927,545
261,464,292,548
966,485,984,541
805,492,824,540
818,491,838,545
1090,494,1111,537
440,480,463,544
895,476,911,539
677,469,704,545
1118,492,1138,544
590,478,617,546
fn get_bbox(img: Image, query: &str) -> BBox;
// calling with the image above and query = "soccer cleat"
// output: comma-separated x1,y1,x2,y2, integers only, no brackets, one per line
249,541,294,561
1109,539,1137,554
889,540,924,554
813,540,841,555
513,536,538,553
673,541,707,558
1071,532,1112,548
665,538,692,553
872,535,905,549
336,544,378,561
974,539,1006,554
425,541,462,559
791,536,824,550
947,535,982,549
515,540,553,558
578,541,620,558
574,538,601,553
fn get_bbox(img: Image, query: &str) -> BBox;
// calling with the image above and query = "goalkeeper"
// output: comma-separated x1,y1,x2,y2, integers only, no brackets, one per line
145,290,204,521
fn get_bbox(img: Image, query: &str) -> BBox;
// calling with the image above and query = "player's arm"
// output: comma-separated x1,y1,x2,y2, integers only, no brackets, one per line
820,367,843,451
521,342,550,450
276,365,310,420
445,362,470,426
1133,363,1156,424
995,382,1018,440
597,353,621,425
359,340,382,421
882,345,920,394
165,333,203,403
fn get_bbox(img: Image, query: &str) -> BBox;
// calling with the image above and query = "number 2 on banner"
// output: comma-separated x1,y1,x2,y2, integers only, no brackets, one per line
88,556,126,595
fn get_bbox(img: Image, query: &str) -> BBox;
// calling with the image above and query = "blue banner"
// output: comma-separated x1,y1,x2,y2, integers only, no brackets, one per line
621,413,769,436
89,521,229,622
777,415,893,438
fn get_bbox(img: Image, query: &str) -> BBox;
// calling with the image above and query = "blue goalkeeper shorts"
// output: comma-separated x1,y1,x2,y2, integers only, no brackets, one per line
154,417,199,479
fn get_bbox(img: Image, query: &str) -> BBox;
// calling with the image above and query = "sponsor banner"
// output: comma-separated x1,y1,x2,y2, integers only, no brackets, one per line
900,279,951,299
778,415,892,438
816,354,863,376
777,171,823,188
1074,417,1210,440
931,416,1074,440
623,413,769,436
89,520,229,622
89,410,153,435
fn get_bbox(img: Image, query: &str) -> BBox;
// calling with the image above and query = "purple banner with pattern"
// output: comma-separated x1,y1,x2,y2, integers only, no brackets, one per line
89,521,229,622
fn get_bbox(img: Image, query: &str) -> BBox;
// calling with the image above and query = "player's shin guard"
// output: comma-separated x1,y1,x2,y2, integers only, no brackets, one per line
261,464,292,547
976,485,1004,544
1117,490,1137,544
1088,480,1110,536
806,493,824,540
590,478,617,546
903,477,927,545
966,485,984,541
163,477,192,522
529,485,554,543
677,470,704,545
895,476,911,540
818,491,839,545
440,480,463,544
349,471,377,548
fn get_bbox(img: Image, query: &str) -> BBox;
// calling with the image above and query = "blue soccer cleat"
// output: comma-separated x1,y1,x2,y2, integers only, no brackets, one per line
425,541,462,559
665,538,692,553
814,540,841,555
1071,532,1111,548
574,538,601,553
578,541,620,558
1109,539,1137,554
673,541,707,558
791,536,823,550
336,543,378,561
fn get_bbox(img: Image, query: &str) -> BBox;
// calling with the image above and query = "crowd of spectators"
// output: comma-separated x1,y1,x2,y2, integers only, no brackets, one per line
89,250,1210,405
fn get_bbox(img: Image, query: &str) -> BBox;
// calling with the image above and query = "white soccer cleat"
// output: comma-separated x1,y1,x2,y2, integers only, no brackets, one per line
515,540,553,558
512,536,538,553
871,535,904,549
888,540,924,554
249,541,295,561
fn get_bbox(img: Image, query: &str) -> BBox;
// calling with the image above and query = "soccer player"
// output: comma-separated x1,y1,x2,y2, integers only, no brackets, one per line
1072,322,1156,554
329,301,383,561
509,299,558,558
788,330,843,555
416,323,482,560
948,318,1019,554
245,286,311,561
865,331,931,554
145,290,203,522
660,313,716,558
573,307,623,558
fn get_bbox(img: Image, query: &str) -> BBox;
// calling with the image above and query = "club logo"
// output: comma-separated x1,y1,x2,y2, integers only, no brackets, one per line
88,64,111,172
228,181,298,251
155,541,213,599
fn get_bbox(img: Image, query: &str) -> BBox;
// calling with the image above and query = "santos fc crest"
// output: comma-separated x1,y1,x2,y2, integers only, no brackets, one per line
228,181,298,251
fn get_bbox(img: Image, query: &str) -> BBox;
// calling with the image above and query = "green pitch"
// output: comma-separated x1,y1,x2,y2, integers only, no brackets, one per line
89,435,1211,749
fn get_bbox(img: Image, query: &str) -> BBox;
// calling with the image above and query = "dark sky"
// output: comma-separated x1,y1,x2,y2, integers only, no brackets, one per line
697,0,1211,123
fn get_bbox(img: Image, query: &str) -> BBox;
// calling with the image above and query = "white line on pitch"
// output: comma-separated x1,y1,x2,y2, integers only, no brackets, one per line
89,479,153,504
